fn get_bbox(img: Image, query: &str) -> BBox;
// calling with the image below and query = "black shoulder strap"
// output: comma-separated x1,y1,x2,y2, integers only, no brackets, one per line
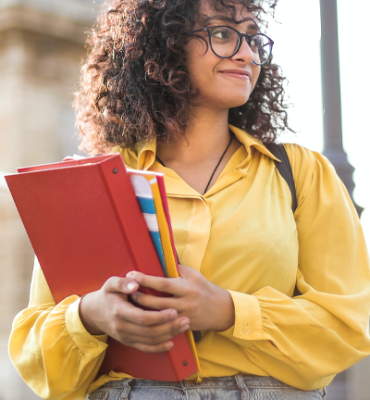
265,143,298,213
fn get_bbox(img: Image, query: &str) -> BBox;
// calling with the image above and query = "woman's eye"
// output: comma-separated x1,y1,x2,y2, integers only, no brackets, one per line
250,36,261,50
211,28,230,40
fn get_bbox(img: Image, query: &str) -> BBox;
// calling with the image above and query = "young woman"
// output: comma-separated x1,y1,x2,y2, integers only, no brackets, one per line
9,0,370,399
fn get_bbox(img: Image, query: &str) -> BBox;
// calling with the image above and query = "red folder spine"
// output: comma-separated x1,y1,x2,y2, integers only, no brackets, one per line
97,156,164,279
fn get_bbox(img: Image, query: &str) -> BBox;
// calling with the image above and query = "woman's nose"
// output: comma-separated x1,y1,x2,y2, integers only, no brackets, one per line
230,37,254,64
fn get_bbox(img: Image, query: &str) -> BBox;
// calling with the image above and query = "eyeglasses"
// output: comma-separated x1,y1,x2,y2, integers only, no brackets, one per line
194,26,274,66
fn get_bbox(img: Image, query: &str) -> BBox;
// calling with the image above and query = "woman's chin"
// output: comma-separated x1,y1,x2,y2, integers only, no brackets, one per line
193,93,251,110
222,97,251,109
221,92,252,109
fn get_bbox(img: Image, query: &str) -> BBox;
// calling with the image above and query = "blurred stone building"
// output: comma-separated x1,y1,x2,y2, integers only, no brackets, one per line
0,1,369,400
0,0,99,398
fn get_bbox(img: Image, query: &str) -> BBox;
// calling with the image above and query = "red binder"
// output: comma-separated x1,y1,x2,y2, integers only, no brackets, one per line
5,154,198,381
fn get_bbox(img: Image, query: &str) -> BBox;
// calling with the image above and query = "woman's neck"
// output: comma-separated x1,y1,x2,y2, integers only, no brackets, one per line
155,107,242,194
156,107,231,164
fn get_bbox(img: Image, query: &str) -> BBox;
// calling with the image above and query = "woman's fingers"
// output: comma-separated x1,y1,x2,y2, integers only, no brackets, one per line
103,276,139,294
131,291,178,312
119,317,190,345
131,341,175,353
116,300,178,326
109,301,190,351
80,274,193,354
126,271,185,296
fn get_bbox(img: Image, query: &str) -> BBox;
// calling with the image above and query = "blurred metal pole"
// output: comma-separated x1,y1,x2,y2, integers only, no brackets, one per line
320,0,363,217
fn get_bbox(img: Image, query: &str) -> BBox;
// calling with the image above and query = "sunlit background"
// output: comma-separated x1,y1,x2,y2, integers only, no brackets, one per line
0,1,369,399
267,0,370,245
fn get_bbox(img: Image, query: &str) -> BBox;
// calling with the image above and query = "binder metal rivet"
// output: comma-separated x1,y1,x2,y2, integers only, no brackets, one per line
113,168,118,174
183,361,188,366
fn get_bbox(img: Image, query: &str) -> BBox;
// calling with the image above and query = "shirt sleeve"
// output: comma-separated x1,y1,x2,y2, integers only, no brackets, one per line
218,144,370,390
8,257,108,400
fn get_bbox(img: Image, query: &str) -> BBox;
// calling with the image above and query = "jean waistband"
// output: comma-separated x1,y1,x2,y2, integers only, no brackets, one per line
101,375,296,391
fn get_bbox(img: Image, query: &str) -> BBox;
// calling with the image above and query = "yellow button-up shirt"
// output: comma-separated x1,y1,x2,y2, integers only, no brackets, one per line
9,126,370,400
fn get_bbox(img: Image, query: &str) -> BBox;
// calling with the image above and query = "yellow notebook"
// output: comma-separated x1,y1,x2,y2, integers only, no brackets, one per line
148,176,178,278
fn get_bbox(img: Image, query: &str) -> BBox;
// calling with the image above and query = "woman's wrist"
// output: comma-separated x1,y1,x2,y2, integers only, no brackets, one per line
209,284,235,332
79,291,105,336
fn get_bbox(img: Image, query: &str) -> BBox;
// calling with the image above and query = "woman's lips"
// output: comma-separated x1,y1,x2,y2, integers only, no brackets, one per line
220,70,251,81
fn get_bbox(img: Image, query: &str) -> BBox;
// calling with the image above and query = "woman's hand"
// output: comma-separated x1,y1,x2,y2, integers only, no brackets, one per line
128,265,235,332
79,276,190,353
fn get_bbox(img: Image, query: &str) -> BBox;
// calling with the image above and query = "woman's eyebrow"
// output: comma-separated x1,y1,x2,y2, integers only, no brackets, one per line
206,15,259,31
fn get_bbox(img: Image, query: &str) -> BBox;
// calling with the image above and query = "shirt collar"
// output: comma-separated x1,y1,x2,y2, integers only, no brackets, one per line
111,125,280,170
111,140,157,170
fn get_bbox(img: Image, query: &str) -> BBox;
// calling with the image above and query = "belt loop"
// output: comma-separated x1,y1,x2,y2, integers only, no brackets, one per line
121,378,133,400
235,375,250,400
180,379,188,399
322,387,327,399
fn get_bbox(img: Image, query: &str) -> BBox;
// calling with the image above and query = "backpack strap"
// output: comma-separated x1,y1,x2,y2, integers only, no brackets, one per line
265,143,298,213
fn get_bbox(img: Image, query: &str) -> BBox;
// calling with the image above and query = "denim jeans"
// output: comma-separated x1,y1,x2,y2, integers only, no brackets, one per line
88,375,326,400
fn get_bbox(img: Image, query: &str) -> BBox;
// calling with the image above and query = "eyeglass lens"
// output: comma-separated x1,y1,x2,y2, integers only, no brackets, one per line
209,26,272,65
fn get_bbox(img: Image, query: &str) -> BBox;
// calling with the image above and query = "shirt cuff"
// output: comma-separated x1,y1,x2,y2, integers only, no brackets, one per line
66,298,108,362
218,290,263,344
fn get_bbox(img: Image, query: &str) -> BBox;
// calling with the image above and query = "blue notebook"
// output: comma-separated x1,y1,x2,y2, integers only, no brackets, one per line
129,175,168,277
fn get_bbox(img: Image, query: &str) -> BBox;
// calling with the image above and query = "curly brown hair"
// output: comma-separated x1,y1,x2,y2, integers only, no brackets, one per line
74,0,290,154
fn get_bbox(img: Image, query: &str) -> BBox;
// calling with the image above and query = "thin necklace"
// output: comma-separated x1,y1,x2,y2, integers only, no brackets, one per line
156,133,234,195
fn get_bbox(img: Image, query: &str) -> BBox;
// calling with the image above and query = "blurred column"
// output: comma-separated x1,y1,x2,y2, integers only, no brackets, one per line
320,1,362,398
0,1,102,399
320,0,363,217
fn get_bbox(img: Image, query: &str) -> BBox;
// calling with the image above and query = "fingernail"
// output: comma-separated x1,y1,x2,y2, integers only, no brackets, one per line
169,310,177,320
164,342,173,350
180,325,190,333
126,271,136,279
180,319,190,327
126,282,137,291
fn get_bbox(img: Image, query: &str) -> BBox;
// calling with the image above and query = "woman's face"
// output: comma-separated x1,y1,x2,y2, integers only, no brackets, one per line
185,1,261,110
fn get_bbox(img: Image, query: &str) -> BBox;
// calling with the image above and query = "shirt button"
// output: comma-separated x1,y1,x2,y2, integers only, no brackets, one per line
90,342,98,348
244,326,251,335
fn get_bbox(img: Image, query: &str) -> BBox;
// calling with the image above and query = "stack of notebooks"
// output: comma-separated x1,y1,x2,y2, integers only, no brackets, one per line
5,154,200,381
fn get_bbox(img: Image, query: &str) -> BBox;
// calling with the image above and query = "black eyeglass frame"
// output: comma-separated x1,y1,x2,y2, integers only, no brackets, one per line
193,26,274,66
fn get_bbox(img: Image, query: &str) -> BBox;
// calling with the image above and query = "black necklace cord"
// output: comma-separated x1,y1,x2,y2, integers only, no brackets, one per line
155,133,234,195
156,156,165,167
202,133,233,195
